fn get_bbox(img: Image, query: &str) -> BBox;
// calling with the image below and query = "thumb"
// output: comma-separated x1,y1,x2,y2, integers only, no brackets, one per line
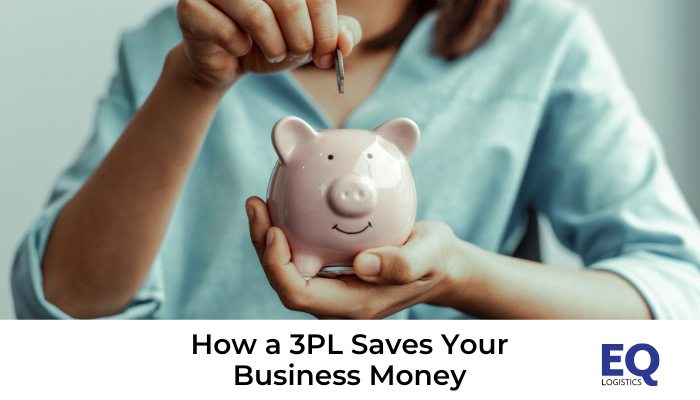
352,221,456,285
353,246,430,285
337,15,362,56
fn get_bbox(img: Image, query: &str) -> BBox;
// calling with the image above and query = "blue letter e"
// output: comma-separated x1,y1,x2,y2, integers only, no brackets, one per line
602,344,624,376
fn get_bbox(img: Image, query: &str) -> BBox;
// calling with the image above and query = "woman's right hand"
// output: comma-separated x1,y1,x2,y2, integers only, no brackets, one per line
175,0,362,89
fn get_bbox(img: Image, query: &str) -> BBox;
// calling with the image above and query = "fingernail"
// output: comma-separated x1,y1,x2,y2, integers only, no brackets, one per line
341,27,354,52
267,229,275,247
246,206,254,222
318,53,334,68
356,254,381,276
289,52,310,61
266,54,286,63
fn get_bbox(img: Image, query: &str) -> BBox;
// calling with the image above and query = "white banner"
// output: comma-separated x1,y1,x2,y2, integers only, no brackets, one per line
0,321,694,399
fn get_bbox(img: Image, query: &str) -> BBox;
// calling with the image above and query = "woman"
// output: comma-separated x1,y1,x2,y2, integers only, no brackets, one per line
12,0,700,319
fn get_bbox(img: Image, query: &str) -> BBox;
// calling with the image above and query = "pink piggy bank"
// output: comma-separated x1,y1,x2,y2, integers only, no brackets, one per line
266,116,420,278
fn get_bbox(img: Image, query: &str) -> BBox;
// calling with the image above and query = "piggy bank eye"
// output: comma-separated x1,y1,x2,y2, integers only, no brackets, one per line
367,153,373,159
328,155,334,160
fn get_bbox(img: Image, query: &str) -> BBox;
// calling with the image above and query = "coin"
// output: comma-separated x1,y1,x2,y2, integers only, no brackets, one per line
317,266,354,279
335,49,344,94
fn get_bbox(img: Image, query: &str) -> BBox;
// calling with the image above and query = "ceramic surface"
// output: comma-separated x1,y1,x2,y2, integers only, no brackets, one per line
267,116,420,277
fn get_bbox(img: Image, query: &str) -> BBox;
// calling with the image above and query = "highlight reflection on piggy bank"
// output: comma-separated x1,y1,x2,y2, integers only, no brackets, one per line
267,116,420,278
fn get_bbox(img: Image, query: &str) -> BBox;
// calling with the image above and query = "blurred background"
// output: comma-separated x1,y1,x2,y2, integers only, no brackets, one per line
0,0,698,319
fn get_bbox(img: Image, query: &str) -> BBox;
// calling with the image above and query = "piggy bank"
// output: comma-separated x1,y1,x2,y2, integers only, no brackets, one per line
266,116,420,278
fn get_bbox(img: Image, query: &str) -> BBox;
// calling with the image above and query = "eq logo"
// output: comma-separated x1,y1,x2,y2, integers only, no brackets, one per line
602,343,659,386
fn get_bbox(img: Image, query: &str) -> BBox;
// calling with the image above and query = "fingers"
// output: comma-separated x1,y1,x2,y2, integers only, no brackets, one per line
248,206,451,318
187,0,359,68
178,0,253,56
337,15,362,56
213,0,337,65
261,227,313,309
354,221,456,285
246,196,378,317
246,196,272,261
214,0,288,62
266,0,314,60
256,224,351,315
306,0,339,67
261,228,294,281
246,196,308,306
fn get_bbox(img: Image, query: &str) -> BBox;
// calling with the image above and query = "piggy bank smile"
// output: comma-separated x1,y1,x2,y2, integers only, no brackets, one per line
332,222,372,235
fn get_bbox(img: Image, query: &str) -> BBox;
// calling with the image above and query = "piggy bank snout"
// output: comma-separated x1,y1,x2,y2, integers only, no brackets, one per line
327,175,377,218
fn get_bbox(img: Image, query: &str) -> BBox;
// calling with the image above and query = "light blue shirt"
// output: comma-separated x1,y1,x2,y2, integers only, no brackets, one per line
12,0,700,319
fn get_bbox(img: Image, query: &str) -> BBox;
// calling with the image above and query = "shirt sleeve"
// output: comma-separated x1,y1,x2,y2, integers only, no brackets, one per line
522,7,700,319
10,38,165,319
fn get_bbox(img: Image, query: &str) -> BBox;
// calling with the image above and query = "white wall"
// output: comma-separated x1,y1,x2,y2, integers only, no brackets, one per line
0,0,698,318
0,1,175,319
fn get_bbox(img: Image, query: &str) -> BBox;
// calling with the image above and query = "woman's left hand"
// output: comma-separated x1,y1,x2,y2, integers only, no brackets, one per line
245,196,466,319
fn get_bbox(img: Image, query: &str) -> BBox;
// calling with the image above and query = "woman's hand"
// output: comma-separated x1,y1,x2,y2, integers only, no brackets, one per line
175,0,362,89
247,195,653,319
245,196,464,319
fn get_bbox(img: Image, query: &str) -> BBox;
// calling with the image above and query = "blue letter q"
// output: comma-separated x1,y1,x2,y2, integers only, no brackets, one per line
625,343,659,386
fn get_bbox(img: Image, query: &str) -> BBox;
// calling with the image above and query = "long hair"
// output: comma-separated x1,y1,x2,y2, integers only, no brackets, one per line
364,0,511,60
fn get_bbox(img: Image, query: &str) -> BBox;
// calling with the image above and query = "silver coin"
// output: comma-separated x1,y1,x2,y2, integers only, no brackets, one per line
335,49,344,94
317,265,354,278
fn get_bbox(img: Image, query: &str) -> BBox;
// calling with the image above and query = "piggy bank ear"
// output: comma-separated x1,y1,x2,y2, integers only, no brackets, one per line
373,118,420,160
272,116,317,164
